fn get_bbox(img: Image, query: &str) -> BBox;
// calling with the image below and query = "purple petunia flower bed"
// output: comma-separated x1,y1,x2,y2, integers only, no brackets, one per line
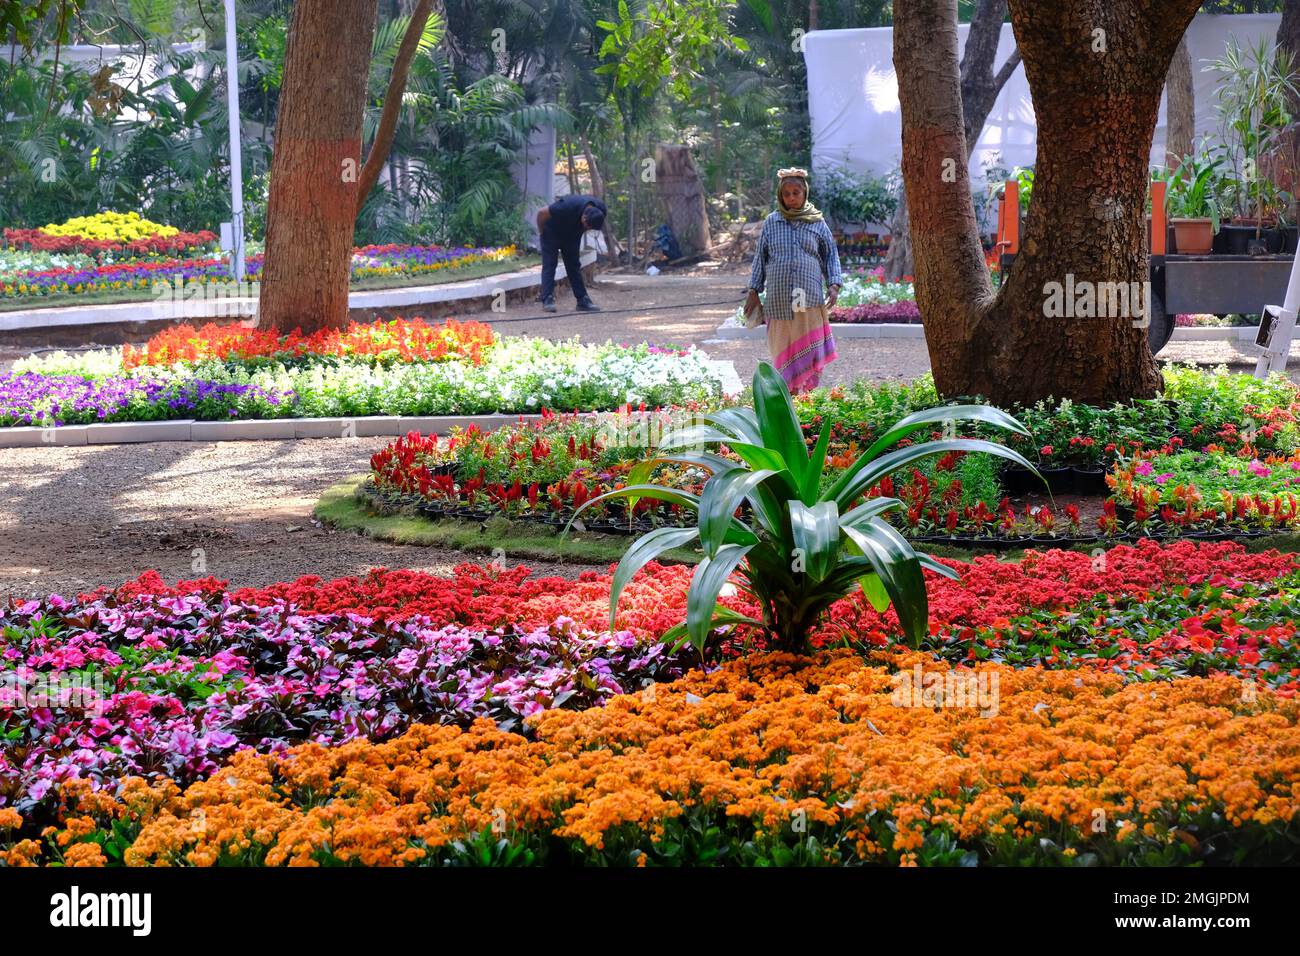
0,588,692,820
0,372,294,427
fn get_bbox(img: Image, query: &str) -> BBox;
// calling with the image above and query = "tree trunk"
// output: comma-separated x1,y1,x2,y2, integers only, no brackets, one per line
626,131,637,265
582,135,622,258
896,0,1199,405
881,190,912,280
885,0,1017,281
257,0,378,333
1280,0,1300,118
959,0,1020,151
356,0,436,214
654,144,712,255
1164,34,1195,168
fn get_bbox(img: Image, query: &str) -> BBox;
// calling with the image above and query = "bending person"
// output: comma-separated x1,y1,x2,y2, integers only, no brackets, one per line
536,194,606,313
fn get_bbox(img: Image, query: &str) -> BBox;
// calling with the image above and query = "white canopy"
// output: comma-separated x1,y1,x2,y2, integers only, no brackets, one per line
804,12,1285,184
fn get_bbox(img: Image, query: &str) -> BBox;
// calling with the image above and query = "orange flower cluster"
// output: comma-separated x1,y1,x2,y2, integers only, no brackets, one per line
121,317,497,369
21,656,1299,867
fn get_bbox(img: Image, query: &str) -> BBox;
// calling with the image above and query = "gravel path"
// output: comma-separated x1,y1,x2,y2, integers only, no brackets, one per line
0,437,542,600
5,266,1300,599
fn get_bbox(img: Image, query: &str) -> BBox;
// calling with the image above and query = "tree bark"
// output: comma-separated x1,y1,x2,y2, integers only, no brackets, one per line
896,0,1200,405
1269,3,1300,220
654,144,712,255
959,0,1020,151
356,0,436,214
885,0,1017,281
582,135,622,258
258,0,379,333
1164,34,1194,168
1279,0,1300,118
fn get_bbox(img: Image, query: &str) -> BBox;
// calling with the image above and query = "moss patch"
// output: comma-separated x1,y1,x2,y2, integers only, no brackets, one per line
315,476,702,566
318,477,1300,570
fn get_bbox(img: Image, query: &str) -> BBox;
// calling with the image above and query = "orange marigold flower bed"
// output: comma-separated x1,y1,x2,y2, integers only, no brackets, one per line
121,317,497,369
29,656,1300,867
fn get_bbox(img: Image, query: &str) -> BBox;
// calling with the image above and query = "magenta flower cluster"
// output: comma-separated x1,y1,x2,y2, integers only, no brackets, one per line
830,301,922,324
0,589,690,818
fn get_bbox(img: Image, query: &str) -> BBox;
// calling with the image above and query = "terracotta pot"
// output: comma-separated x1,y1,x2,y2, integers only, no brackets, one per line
1171,217,1213,255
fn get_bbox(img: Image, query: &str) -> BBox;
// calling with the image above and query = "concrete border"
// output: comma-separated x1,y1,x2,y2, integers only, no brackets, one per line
0,413,548,448
712,321,1264,342
712,322,926,341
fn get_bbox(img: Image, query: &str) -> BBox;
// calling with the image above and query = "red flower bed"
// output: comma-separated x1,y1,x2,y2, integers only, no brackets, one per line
120,317,498,369
3,226,217,258
94,540,1296,646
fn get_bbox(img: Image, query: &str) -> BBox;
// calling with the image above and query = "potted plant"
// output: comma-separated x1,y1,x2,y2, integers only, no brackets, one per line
1208,36,1299,254
1159,152,1223,255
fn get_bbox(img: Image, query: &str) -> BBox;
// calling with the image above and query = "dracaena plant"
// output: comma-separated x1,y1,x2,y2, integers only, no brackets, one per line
569,362,1038,655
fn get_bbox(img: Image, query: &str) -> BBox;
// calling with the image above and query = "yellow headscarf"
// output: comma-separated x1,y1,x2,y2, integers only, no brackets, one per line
775,167,823,223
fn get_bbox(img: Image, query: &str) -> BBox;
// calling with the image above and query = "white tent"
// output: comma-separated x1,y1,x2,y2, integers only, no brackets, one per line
804,12,1284,187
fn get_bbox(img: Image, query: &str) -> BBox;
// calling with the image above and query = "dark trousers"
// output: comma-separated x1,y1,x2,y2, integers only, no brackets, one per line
539,222,589,303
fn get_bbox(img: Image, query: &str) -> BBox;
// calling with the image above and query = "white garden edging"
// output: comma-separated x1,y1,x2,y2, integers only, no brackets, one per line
712,322,926,341
1168,326,1262,342
0,251,596,332
713,322,1263,342
0,413,543,448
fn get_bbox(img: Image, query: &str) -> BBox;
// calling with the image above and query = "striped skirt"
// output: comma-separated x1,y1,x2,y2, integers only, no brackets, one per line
767,303,838,393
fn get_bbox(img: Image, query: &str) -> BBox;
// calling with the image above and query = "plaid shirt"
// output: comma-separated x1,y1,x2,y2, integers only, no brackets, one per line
748,212,843,322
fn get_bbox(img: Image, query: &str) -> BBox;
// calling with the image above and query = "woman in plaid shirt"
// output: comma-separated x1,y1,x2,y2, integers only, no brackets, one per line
744,167,842,392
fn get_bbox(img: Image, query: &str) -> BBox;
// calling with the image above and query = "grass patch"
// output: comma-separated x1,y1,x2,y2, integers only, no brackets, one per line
0,256,539,313
318,477,1300,570
315,476,701,567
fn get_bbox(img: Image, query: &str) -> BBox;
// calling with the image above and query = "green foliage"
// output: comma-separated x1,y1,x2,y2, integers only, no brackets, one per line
594,0,747,99
1,0,75,54
572,362,1035,654
1011,165,1034,211
1208,34,1300,222
816,167,899,227
0,44,267,232
1155,151,1225,229
356,68,549,247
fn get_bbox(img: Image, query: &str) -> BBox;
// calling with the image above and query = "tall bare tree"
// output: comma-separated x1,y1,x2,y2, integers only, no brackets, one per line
895,0,1201,404
356,0,438,213
257,0,379,333
884,0,1020,280
1164,34,1195,167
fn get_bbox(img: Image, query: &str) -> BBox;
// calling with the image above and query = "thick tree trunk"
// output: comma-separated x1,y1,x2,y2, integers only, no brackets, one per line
885,0,1017,281
654,144,712,255
1164,34,1195,167
1280,0,1300,117
356,0,436,214
896,0,1200,405
257,1,378,333
1275,1,1300,223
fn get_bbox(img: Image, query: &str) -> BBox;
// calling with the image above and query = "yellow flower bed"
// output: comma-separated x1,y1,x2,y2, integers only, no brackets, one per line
8,653,1297,867
42,210,179,241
